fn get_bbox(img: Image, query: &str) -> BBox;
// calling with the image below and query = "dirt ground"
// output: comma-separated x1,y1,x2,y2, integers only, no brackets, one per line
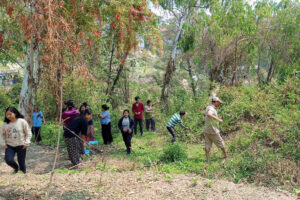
0,144,296,200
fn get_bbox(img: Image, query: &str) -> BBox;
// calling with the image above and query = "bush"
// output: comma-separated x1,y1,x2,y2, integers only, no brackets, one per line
159,143,188,163
0,92,11,112
39,122,65,146
6,83,22,105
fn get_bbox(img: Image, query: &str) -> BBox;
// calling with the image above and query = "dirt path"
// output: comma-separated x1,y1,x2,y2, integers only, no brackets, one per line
0,144,296,200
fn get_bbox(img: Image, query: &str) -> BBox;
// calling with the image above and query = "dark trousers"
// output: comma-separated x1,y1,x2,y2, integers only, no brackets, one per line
134,118,143,135
65,137,81,166
101,123,113,144
167,126,176,143
146,117,156,131
121,130,133,154
5,145,27,173
32,127,42,142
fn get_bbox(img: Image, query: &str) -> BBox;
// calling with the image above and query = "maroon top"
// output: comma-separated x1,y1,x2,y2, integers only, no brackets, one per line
62,108,79,126
132,102,144,119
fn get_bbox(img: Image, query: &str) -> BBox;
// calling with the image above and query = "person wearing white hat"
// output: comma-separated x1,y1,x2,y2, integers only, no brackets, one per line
203,97,227,162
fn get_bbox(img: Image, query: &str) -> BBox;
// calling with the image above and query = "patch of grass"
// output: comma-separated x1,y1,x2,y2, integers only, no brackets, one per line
159,142,188,163
96,162,117,172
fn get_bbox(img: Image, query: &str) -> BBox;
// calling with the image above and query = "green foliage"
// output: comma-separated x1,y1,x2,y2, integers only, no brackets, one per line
5,83,21,106
225,151,262,183
159,143,188,163
38,122,65,146
0,92,11,112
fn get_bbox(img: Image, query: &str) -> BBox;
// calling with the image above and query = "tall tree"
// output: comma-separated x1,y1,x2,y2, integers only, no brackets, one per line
159,0,208,109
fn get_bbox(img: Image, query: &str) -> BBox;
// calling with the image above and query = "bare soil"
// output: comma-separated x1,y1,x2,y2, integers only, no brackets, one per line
0,144,296,200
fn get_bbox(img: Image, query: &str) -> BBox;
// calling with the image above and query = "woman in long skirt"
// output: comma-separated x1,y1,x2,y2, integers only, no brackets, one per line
64,109,92,166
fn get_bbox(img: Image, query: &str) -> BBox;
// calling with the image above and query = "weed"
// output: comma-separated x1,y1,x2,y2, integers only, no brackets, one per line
204,180,213,188
159,143,188,163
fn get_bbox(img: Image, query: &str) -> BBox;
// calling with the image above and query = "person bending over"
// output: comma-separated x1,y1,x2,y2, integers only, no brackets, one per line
166,111,189,143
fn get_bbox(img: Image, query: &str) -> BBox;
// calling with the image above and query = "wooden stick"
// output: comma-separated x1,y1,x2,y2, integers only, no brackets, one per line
49,85,63,184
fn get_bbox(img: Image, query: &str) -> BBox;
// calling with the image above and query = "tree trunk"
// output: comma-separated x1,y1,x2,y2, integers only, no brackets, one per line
109,64,124,97
124,69,130,103
266,56,274,82
209,43,220,89
161,14,187,110
186,59,196,97
19,39,39,126
108,51,129,99
256,50,262,85
231,37,238,86
105,44,115,95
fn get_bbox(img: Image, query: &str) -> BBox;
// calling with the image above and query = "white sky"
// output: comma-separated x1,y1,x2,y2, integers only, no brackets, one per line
148,0,281,20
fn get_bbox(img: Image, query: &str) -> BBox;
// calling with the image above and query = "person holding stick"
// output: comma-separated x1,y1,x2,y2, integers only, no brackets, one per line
63,109,92,166
62,100,79,126
32,106,46,144
0,107,32,174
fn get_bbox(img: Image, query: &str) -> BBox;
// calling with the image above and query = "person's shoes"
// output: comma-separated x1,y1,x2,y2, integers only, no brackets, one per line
171,138,176,143
126,148,131,154
13,168,18,174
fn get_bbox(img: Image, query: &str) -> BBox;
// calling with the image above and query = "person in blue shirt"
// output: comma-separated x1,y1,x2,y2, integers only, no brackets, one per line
32,106,46,144
98,104,113,145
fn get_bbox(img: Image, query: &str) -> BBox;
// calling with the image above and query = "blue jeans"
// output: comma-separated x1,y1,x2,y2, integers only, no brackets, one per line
5,145,27,173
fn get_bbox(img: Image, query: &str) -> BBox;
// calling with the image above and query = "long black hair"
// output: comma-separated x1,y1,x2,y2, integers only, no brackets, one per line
79,104,86,115
102,104,109,111
4,107,24,123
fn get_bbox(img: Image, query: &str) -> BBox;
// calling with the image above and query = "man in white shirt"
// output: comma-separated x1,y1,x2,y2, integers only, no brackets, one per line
204,97,227,162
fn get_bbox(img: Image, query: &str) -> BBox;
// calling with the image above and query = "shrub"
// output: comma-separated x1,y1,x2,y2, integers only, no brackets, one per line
159,143,188,163
6,83,22,105
0,92,11,112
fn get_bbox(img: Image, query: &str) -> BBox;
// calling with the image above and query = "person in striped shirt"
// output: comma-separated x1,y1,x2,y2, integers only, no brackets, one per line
166,111,190,143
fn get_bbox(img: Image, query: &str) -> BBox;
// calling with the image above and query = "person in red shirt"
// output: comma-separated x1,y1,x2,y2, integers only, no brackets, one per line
132,96,144,136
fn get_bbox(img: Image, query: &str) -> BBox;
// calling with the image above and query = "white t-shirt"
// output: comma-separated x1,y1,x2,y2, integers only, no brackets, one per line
0,118,32,147
204,105,220,134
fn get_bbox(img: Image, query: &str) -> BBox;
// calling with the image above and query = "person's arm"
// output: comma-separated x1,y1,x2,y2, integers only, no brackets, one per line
179,118,185,128
81,119,88,136
98,114,104,119
118,118,123,130
152,100,160,106
41,112,46,124
99,111,107,119
23,120,32,148
141,103,144,113
81,119,88,146
179,117,189,130
207,111,223,123
132,104,135,114
129,118,135,130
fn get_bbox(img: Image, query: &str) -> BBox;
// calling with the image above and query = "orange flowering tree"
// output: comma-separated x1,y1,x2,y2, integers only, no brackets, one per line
0,0,161,118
